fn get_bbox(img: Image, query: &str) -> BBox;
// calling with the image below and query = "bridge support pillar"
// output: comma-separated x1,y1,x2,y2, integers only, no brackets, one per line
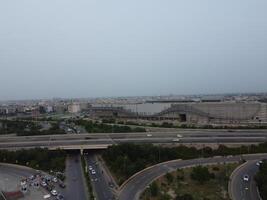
80,148,84,155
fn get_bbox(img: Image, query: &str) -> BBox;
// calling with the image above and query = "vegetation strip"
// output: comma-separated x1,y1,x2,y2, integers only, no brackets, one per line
103,142,267,184
255,160,267,199
0,148,66,172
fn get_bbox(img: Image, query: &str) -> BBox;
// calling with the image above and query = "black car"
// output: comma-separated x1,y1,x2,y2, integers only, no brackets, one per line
59,182,66,188
56,194,64,200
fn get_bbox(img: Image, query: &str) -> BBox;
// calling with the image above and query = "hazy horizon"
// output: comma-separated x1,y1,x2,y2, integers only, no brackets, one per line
1,0,267,100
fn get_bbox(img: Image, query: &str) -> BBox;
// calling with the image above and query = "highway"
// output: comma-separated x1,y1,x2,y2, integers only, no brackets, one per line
229,160,261,200
85,154,114,200
64,154,88,200
118,154,267,200
1,130,267,150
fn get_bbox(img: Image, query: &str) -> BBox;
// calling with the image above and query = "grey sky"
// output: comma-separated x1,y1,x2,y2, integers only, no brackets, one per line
0,0,267,100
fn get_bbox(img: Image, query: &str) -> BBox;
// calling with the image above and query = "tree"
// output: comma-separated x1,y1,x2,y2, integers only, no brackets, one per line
150,182,159,197
176,194,194,200
165,173,174,184
190,166,214,184
255,161,267,199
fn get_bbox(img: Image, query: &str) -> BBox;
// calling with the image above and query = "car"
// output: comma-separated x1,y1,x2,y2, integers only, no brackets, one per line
108,182,115,188
56,194,64,200
256,160,263,166
59,182,66,188
41,181,47,187
33,181,40,188
43,194,51,199
177,134,183,138
46,185,53,192
243,174,249,182
88,166,93,171
172,138,180,142
29,175,35,180
52,177,58,183
91,170,96,175
21,186,27,193
20,180,27,186
45,176,52,182
51,189,58,196
146,134,152,137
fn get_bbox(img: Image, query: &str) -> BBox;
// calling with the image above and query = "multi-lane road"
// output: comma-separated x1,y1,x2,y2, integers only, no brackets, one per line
85,154,114,200
118,154,267,200
229,160,262,200
64,154,88,200
1,130,267,150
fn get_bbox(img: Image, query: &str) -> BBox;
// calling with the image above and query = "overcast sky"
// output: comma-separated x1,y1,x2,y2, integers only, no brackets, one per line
0,0,267,100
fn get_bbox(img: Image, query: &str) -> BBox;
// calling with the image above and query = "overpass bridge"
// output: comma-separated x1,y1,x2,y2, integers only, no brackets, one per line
1,130,267,152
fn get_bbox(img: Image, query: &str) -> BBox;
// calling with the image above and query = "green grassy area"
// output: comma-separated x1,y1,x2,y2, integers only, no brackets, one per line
141,163,239,200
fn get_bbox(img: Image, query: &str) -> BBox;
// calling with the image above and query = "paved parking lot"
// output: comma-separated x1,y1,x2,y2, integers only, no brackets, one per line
0,165,45,200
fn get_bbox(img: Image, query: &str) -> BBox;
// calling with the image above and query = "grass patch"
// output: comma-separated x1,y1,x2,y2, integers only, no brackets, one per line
141,163,239,200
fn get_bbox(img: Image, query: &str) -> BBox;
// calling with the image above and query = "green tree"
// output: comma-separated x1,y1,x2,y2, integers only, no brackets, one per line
150,182,159,197
255,161,267,199
176,194,194,200
165,173,174,184
190,166,215,184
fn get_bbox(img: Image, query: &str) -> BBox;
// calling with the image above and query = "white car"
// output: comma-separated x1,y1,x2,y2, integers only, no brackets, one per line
256,160,263,166
88,166,93,171
41,181,47,187
177,134,183,138
172,138,180,142
91,170,96,175
147,134,152,137
51,190,58,196
243,174,249,182
52,177,58,183
21,180,27,186
43,194,51,199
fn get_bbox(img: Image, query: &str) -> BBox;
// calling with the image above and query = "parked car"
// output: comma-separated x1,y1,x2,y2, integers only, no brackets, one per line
256,160,263,166
41,181,47,187
59,182,66,188
56,194,64,200
51,189,58,196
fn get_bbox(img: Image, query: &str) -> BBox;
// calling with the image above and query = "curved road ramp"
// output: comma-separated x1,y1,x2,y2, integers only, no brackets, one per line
229,160,263,200
118,154,267,200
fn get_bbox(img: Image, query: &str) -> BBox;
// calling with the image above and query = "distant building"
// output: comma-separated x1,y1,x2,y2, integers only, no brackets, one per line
89,101,267,125
68,103,81,113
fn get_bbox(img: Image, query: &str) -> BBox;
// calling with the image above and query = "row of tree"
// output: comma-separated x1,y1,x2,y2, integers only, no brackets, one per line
0,148,66,172
255,161,267,200
102,142,267,184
